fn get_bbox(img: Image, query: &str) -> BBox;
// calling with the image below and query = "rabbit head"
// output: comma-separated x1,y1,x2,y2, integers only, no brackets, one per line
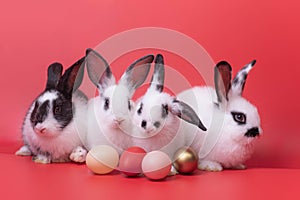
86,48,153,131
133,54,207,138
29,57,85,137
214,60,262,144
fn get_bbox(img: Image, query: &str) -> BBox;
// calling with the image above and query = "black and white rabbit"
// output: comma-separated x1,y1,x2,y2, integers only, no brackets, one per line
15,57,88,164
177,60,262,171
131,54,207,158
85,48,153,154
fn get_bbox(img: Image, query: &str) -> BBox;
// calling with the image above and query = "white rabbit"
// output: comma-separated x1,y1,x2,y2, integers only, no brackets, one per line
131,54,207,158
84,48,153,154
177,60,262,171
15,57,88,164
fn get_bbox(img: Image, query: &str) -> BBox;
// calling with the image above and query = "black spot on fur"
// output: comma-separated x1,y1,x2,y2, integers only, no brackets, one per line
137,103,143,115
53,94,73,129
232,76,239,86
128,100,132,111
104,98,110,111
232,71,248,91
245,127,260,137
153,121,161,128
156,84,163,92
162,104,168,118
141,120,147,129
30,100,49,127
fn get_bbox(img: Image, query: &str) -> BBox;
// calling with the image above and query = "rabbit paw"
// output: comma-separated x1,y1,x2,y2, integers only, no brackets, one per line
232,164,246,170
168,165,178,176
52,157,70,163
69,146,87,163
15,145,32,156
32,154,51,164
198,160,223,171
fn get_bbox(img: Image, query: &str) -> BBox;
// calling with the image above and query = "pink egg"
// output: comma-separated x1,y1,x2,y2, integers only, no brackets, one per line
142,151,172,180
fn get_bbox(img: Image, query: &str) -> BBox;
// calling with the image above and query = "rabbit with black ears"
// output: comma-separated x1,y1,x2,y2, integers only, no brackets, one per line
16,57,88,164
131,54,207,158
177,60,262,171
85,49,153,154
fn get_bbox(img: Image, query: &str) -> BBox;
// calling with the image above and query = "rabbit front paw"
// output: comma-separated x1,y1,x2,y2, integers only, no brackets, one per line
32,154,51,164
69,146,87,163
232,164,246,170
15,145,32,156
168,165,178,176
198,160,223,171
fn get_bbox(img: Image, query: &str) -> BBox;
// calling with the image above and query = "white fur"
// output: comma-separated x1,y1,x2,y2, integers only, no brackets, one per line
84,51,153,155
17,91,88,163
131,91,185,158
85,85,134,154
177,86,261,171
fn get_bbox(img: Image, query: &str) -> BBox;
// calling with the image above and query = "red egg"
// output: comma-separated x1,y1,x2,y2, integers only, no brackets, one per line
119,146,147,177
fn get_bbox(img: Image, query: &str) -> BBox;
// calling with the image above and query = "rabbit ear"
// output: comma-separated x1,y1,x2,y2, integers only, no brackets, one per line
214,61,232,103
46,62,63,90
231,60,256,96
148,54,165,92
119,54,154,97
86,48,116,95
171,99,207,131
57,56,85,99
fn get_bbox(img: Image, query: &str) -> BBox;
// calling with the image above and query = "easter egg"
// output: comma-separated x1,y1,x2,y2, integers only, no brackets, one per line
119,146,147,177
86,145,119,175
142,151,172,180
173,147,198,174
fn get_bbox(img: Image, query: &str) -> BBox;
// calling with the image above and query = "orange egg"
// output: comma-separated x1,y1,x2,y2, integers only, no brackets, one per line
86,145,119,175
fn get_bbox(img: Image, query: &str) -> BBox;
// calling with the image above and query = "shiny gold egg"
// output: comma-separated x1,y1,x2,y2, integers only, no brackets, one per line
173,147,198,174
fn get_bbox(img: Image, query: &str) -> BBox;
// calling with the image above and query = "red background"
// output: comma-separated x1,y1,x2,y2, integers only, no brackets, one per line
1,0,300,199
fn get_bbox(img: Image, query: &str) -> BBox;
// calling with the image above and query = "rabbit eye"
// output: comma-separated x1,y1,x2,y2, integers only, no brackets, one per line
231,112,246,125
104,98,110,111
54,106,62,115
137,103,143,115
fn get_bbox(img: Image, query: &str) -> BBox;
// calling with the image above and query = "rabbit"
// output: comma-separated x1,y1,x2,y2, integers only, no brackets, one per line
131,54,207,159
15,56,88,164
177,60,262,171
84,48,154,154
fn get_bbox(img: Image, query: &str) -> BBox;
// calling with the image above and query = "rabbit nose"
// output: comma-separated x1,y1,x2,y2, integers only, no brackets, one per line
114,117,124,122
245,127,260,137
35,127,46,134
141,120,147,129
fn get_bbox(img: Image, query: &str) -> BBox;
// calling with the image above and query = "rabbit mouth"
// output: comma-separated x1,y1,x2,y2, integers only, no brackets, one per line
244,127,260,137
112,119,125,128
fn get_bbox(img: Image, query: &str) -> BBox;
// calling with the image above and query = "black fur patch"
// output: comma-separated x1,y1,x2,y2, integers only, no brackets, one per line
141,120,147,129
128,100,132,111
52,94,73,129
30,100,50,127
156,84,163,92
104,98,110,111
162,104,168,118
153,121,161,128
245,127,260,137
137,103,143,115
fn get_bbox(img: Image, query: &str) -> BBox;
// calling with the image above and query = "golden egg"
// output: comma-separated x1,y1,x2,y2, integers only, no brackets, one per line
173,147,198,174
